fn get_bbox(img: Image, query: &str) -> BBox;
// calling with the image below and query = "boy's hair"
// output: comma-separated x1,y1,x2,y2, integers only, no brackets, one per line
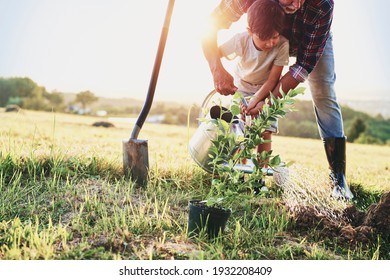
247,0,285,40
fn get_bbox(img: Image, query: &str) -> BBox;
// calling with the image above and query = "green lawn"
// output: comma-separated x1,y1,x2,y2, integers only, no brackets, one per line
1,109,389,260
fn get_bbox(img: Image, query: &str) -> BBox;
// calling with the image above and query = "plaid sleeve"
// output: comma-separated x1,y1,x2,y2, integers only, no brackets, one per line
210,0,255,29
291,1,334,82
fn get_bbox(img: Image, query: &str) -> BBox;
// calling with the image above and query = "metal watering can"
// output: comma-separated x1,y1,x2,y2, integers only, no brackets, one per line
188,90,274,176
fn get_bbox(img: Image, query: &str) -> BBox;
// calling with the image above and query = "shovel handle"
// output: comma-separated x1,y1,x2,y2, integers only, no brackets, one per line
131,0,175,140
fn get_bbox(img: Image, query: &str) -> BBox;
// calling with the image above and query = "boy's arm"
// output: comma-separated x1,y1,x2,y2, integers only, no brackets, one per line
245,64,284,116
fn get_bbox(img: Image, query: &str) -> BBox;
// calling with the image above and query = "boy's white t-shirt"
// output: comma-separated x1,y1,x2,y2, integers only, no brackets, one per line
219,32,289,93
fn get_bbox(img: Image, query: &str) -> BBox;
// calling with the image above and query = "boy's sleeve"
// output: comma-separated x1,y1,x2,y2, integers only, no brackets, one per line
219,33,244,60
274,39,289,67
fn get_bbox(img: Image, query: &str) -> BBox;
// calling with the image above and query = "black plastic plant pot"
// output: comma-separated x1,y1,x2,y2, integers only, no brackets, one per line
188,200,232,238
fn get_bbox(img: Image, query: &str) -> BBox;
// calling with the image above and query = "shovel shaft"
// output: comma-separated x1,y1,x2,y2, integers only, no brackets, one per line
130,0,175,140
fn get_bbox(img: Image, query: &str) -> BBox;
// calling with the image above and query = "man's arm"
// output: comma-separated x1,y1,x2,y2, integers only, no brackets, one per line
201,24,238,96
273,70,300,97
201,0,252,95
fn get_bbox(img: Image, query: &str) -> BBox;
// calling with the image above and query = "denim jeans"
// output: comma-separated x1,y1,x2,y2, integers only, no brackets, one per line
308,34,345,139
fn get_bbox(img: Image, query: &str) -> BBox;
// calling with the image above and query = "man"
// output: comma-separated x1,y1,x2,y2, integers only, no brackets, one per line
202,0,354,199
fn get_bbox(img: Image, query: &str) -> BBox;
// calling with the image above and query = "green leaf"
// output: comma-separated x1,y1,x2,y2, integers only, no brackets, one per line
219,119,230,133
233,91,244,100
230,104,240,116
236,135,245,142
209,119,218,126
269,155,281,166
268,117,277,122
278,85,286,97
293,87,305,95
259,150,269,160
253,135,264,145
252,157,260,169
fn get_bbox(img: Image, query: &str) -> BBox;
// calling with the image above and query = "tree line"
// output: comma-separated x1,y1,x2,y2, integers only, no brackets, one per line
0,77,98,112
277,101,390,145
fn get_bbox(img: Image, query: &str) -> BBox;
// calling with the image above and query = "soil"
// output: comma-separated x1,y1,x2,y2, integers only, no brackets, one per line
189,200,231,213
290,192,390,244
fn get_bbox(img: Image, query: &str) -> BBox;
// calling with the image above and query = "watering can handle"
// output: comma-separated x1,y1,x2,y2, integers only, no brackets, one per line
197,89,217,125
200,89,217,114
198,89,252,127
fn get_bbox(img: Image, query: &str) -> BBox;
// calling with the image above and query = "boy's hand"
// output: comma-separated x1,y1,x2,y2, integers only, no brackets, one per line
245,98,265,117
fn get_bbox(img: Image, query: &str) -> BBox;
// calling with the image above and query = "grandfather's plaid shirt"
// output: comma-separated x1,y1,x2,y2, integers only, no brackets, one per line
211,0,334,82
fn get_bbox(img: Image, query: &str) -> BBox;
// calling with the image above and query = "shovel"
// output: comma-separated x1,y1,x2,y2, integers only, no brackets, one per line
123,0,175,185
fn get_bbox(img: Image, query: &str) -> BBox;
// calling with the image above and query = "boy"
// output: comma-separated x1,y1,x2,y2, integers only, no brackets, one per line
218,0,288,164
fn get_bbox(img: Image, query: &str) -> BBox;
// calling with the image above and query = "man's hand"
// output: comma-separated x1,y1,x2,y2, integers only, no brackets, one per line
212,66,238,96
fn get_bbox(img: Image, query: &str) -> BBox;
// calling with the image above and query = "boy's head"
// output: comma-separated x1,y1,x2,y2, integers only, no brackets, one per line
247,0,285,48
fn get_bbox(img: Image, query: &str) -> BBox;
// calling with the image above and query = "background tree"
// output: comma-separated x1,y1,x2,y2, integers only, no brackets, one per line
43,90,65,112
22,85,49,111
0,77,37,107
75,90,98,111
348,117,367,142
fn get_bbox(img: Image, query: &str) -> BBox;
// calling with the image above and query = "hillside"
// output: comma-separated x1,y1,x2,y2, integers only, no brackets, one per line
339,99,390,118
63,93,189,111
61,93,390,144
63,92,143,108
64,93,390,119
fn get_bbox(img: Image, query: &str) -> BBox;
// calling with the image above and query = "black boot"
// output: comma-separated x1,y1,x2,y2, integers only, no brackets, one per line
323,137,354,200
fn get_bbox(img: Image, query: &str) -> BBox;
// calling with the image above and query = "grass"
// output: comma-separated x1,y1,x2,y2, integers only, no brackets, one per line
1,109,390,260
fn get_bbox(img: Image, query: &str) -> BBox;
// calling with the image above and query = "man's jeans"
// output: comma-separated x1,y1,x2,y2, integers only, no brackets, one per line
308,34,345,139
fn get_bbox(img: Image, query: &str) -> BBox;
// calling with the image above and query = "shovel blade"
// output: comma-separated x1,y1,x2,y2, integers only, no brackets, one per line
122,139,149,186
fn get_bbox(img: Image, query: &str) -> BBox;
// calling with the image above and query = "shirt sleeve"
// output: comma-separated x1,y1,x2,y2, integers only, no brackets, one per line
274,38,289,67
290,2,333,82
219,33,245,60
210,0,255,29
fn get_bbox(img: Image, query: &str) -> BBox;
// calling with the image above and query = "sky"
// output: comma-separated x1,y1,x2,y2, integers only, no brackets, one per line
0,0,389,105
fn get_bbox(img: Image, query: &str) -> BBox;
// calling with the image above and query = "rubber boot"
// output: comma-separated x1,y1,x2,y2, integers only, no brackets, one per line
323,137,354,200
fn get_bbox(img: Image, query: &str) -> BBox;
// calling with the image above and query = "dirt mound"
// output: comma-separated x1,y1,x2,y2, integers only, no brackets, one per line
291,192,390,244
92,121,115,128
362,192,390,237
